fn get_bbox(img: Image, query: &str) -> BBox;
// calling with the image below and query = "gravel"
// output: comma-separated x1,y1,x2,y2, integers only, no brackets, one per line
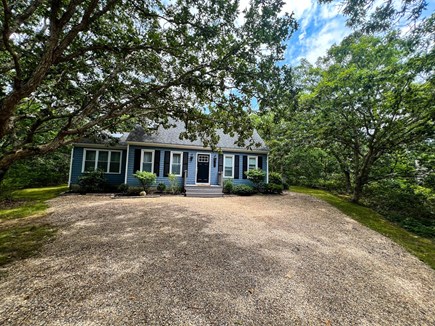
0,192,434,325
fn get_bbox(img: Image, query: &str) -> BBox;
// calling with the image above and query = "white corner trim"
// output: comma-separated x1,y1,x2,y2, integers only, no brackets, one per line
266,154,269,183
68,146,74,186
124,144,130,184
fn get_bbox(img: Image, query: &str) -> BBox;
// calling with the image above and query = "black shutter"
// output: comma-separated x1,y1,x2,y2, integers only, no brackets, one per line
258,156,263,170
218,154,223,172
153,150,160,176
182,152,188,177
133,149,141,173
234,155,240,179
242,155,247,179
163,151,170,177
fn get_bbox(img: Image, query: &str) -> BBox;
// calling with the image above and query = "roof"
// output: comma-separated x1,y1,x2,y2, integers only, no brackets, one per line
127,120,268,152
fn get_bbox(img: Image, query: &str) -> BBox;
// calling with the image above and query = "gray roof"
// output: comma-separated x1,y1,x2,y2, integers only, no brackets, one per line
77,132,130,146
126,120,268,152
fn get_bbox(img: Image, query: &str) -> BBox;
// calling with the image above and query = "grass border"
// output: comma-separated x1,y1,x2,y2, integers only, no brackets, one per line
291,186,435,269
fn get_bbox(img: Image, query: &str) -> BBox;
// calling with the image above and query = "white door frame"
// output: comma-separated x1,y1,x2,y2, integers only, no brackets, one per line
195,152,211,185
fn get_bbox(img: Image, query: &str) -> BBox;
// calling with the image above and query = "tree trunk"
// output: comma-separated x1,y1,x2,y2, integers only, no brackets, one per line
344,170,351,194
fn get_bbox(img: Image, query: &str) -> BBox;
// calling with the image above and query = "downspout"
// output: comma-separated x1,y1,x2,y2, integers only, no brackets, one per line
68,146,74,187
124,144,130,184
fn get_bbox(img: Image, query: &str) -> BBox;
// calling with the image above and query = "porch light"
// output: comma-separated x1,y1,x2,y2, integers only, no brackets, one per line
190,154,194,161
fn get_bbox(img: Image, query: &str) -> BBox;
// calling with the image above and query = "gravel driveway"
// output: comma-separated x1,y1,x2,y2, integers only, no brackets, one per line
1,192,434,325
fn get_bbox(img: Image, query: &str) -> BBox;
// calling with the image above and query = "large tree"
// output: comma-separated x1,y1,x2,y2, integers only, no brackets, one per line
297,32,434,202
0,0,297,182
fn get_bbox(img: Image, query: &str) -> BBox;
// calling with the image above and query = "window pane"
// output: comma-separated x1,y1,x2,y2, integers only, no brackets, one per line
111,152,121,163
142,162,152,172
109,162,120,173
224,167,232,177
84,161,95,171
97,151,109,171
85,150,96,161
225,156,232,166
143,152,152,163
172,153,181,164
172,164,181,175
248,157,256,170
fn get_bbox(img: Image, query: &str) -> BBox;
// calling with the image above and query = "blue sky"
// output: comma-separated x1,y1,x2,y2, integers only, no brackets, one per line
266,0,435,65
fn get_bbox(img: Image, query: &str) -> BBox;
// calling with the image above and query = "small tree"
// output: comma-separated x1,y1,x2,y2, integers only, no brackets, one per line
133,171,156,193
168,174,179,194
245,169,266,191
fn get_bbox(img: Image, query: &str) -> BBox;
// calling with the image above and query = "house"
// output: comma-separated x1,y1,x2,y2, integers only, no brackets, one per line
68,120,269,195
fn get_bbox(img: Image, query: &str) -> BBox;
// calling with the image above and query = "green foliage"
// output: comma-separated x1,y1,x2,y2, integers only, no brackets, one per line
157,183,166,193
0,0,297,182
133,171,156,192
223,179,234,194
117,183,129,194
363,180,435,238
78,170,108,193
269,172,283,185
262,183,283,194
245,169,266,190
2,149,70,189
232,185,257,196
168,174,180,194
292,186,435,270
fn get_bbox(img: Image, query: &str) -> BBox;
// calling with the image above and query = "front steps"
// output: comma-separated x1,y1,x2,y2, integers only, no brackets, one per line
185,185,223,198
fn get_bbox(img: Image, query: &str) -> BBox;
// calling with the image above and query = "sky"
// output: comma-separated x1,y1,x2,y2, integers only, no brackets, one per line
253,0,435,66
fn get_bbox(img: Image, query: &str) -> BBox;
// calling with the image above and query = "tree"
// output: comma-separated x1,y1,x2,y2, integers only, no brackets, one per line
0,0,297,183
298,32,434,202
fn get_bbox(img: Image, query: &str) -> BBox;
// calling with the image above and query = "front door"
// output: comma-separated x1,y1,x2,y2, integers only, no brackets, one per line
196,154,210,183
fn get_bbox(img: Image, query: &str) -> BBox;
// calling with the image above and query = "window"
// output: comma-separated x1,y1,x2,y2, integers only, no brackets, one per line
82,149,122,174
248,156,257,170
224,155,234,178
141,150,154,172
170,152,182,176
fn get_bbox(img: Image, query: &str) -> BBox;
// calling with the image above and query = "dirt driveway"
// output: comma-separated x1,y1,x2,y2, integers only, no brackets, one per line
1,193,434,325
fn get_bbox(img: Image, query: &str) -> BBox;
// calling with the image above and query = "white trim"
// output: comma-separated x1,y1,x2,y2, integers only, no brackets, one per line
126,141,268,154
223,154,235,179
170,151,183,176
124,144,130,184
68,146,74,186
81,148,122,174
266,154,269,183
195,152,211,185
140,149,155,173
248,155,258,171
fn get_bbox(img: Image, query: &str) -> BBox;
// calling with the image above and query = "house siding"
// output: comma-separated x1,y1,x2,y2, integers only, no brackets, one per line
69,146,127,186
69,145,268,189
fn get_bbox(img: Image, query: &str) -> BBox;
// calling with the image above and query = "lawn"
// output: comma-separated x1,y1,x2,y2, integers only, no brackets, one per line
0,185,67,268
291,186,435,269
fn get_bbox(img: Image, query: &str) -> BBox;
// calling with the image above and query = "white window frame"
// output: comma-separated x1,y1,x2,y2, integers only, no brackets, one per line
248,155,258,171
170,151,183,176
82,148,122,174
140,149,155,173
223,154,234,178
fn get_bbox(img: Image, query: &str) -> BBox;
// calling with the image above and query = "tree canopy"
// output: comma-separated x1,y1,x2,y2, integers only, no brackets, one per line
0,0,297,181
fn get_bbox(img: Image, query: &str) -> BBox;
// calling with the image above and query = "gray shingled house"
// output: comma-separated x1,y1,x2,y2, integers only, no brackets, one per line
68,120,269,196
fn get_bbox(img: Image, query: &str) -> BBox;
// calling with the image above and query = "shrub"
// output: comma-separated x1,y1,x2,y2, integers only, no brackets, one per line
126,186,143,196
69,184,82,194
78,170,108,193
157,183,166,193
245,169,266,190
269,172,283,185
223,179,234,194
133,171,156,192
168,173,179,194
262,183,283,194
117,183,129,194
233,184,257,196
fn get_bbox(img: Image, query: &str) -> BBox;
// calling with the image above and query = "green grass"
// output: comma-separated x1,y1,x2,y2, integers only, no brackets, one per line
0,185,68,221
291,186,435,269
0,185,66,269
0,224,57,267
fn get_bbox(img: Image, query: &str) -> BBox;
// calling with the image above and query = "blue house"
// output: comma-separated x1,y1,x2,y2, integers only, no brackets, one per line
68,120,269,195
